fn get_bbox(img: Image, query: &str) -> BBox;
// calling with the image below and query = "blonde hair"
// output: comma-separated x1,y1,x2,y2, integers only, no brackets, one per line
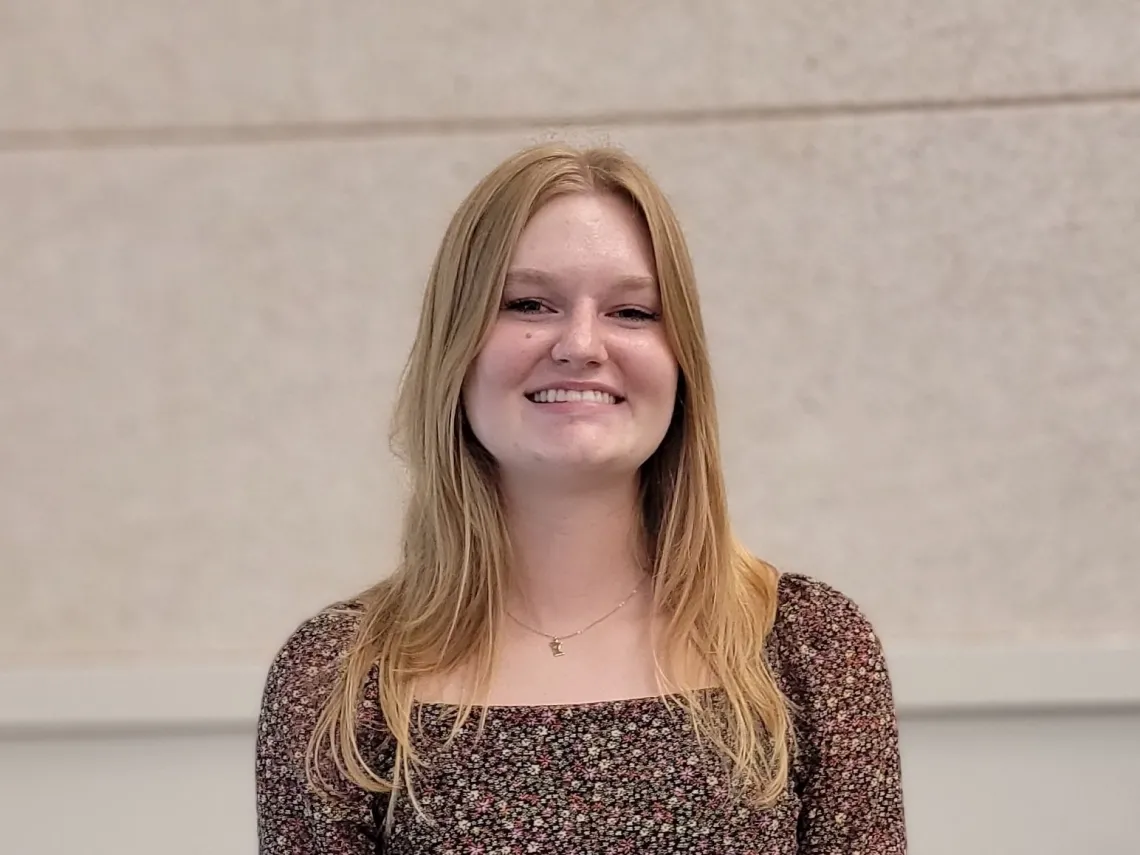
307,142,793,824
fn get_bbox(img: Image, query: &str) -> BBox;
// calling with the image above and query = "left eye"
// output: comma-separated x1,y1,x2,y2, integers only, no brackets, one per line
613,308,660,322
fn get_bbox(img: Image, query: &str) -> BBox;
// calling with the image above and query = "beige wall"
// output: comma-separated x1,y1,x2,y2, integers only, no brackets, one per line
2,2,1139,668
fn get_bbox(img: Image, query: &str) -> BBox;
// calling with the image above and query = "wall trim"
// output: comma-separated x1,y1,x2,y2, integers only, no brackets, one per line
1,646,1138,734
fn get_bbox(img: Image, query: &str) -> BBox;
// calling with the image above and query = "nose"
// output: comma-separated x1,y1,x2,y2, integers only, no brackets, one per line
551,306,607,366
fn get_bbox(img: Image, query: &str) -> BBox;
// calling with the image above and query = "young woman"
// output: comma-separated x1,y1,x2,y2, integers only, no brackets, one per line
255,143,906,853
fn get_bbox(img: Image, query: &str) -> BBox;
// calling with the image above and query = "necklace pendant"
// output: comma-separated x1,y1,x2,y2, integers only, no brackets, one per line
549,638,565,657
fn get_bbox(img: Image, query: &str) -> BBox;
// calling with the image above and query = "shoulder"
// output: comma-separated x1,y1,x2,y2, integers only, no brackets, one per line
270,600,367,673
255,601,390,839
258,600,369,732
769,572,891,699
768,575,905,844
265,600,367,686
774,572,877,641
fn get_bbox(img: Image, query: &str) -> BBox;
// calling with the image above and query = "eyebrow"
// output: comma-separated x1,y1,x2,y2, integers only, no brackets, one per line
504,268,658,293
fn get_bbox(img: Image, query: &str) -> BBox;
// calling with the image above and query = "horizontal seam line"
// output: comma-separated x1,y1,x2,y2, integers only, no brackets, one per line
1,87,1138,153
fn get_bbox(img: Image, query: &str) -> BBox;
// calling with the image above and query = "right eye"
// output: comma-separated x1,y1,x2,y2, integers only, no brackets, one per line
503,298,548,314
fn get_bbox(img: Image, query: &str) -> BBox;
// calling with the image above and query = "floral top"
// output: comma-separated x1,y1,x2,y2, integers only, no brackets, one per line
255,573,906,854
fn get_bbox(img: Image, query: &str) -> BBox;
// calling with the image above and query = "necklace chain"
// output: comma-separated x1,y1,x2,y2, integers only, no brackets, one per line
505,581,644,657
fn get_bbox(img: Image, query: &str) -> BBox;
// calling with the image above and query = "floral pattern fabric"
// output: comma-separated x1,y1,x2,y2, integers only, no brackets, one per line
255,573,906,853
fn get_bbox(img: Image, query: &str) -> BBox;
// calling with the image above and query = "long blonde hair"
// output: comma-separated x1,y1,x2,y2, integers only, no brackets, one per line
307,142,793,821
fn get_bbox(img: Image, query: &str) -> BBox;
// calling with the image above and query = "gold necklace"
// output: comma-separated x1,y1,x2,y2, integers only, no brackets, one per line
505,581,644,657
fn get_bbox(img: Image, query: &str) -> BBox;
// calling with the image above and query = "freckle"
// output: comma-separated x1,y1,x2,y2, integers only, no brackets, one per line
525,332,533,339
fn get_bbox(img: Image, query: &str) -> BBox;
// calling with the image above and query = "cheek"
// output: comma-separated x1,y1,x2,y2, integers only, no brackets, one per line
659,366,681,415
462,347,495,416
629,340,679,401
478,356,520,397
479,325,533,375
464,333,529,410
461,364,502,453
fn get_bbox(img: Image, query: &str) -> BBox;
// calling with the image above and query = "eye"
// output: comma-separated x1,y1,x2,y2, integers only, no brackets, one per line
613,307,661,323
503,298,549,314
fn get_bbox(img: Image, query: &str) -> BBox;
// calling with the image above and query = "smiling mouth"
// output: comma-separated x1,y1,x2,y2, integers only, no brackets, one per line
525,389,624,405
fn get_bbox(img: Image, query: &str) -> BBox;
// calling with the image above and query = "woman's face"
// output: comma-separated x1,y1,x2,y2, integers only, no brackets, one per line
463,192,679,486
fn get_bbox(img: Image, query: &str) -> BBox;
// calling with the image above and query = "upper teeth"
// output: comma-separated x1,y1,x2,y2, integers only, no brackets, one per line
531,389,618,404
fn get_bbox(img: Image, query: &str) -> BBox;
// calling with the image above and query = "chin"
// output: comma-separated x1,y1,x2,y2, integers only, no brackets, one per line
544,453,656,484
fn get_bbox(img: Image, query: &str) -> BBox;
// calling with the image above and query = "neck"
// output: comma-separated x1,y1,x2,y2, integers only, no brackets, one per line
500,472,649,634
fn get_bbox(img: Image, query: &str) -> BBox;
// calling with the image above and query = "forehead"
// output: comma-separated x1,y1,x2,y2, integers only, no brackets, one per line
503,267,657,296
508,193,657,285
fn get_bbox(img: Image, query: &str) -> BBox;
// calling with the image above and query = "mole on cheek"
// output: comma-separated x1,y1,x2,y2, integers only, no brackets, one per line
525,333,533,339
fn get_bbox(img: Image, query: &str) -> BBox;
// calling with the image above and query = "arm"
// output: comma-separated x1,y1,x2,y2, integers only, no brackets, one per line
255,608,382,854
779,576,907,854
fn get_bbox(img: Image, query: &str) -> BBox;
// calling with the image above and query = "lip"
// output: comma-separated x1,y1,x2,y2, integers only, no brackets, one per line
524,380,624,400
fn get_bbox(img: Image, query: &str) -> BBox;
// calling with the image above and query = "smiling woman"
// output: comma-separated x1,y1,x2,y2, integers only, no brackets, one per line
254,143,906,854
465,193,678,483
